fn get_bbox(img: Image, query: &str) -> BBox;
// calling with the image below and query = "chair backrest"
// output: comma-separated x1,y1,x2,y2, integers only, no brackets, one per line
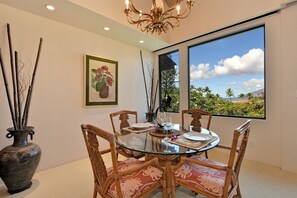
225,120,252,192
81,124,120,196
181,109,212,132
109,110,138,133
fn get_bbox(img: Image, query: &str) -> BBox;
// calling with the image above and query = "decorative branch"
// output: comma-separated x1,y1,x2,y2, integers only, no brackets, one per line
7,23,18,129
0,48,17,129
22,38,43,128
0,23,43,131
149,68,154,112
152,80,159,112
140,50,149,112
15,51,22,129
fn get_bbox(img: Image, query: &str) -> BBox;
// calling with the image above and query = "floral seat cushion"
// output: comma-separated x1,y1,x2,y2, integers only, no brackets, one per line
175,155,228,197
107,158,163,198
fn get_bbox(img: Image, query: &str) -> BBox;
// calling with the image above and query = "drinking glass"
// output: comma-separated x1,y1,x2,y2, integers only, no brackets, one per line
163,114,172,141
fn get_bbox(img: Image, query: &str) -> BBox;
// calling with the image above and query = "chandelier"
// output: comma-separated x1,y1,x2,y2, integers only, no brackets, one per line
124,0,194,35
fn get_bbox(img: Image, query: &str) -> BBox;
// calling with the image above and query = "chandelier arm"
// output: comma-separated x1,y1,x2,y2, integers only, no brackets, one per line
129,0,140,14
128,2,154,22
177,8,192,19
162,6,177,16
129,0,149,16
127,17,151,25
166,20,180,29
161,25,168,34
152,0,157,9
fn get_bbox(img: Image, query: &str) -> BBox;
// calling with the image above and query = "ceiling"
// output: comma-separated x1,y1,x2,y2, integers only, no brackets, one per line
0,0,171,51
164,0,186,7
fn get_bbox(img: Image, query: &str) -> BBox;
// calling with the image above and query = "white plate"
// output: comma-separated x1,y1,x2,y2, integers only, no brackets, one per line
131,123,153,129
183,132,212,141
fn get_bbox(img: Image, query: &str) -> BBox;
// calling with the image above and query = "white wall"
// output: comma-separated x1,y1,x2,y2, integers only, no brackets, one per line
0,4,151,171
154,2,297,173
280,2,297,173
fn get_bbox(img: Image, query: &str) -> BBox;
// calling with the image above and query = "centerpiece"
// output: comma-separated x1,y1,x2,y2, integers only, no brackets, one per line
0,24,42,194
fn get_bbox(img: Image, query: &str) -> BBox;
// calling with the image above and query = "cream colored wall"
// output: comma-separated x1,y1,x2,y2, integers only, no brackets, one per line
0,4,151,171
280,3,297,173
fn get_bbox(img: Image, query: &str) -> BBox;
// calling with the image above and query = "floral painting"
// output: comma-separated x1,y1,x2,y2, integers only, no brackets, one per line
84,55,118,106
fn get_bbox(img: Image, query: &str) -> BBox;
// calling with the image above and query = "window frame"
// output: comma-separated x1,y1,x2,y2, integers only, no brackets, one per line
158,50,180,113
187,25,266,119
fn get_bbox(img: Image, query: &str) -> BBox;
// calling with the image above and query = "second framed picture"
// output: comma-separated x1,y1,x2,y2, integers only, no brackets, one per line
84,55,118,106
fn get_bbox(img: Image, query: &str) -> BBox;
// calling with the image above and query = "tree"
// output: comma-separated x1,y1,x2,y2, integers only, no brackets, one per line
160,61,179,112
238,93,245,99
246,92,253,100
226,88,234,101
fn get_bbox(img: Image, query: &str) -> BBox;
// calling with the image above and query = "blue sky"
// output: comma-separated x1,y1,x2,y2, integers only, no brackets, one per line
188,26,265,97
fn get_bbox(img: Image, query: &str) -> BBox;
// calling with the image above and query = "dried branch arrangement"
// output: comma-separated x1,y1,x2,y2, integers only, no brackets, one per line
139,50,158,114
0,23,43,130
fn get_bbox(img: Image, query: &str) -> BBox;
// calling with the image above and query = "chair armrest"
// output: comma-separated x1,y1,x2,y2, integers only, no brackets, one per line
174,156,228,172
118,158,164,177
100,148,111,155
217,144,239,153
217,144,231,150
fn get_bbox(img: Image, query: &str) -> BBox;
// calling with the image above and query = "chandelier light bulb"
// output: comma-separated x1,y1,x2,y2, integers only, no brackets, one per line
176,5,181,15
125,0,129,9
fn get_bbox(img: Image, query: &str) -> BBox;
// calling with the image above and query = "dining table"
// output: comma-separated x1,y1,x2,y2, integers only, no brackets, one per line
114,123,220,197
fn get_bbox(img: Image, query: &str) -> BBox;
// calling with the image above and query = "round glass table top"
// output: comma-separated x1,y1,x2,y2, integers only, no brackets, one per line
115,124,220,155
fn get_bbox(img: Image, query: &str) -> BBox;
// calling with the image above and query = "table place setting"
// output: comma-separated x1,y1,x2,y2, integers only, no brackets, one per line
122,122,154,133
168,132,219,150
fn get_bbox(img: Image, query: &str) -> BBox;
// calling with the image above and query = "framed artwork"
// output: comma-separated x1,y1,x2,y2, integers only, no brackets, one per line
84,55,118,106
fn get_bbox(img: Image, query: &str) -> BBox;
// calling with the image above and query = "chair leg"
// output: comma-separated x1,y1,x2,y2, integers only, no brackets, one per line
93,186,97,198
205,151,208,159
171,177,176,198
236,185,242,198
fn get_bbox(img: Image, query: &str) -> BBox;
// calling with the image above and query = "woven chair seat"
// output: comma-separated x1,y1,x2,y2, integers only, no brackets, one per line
175,155,228,197
107,158,164,198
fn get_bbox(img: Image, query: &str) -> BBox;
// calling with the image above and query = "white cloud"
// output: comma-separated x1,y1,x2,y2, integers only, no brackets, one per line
226,81,237,85
242,78,264,91
190,48,264,80
190,63,214,80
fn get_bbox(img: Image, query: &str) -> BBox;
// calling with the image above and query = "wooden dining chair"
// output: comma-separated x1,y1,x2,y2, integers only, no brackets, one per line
181,108,212,132
81,124,166,198
110,110,138,133
172,120,252,198
109,110,144,159
182,108,212,158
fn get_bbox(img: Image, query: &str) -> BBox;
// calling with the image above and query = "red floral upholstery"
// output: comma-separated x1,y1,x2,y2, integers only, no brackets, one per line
107,158,164,198
174,155,228,197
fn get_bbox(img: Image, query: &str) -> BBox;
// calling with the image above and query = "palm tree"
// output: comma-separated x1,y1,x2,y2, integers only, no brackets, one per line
246,93,253,100
238,93,245,99
226,88,234,101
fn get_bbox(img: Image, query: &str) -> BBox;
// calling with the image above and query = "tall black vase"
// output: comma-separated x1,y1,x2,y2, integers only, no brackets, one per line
0,127,41,194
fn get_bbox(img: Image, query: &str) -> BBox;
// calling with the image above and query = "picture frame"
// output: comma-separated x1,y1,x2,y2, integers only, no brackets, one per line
84,55,118,106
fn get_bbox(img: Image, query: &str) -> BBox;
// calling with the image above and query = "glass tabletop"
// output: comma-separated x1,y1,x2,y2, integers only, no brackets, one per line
115,124,220,155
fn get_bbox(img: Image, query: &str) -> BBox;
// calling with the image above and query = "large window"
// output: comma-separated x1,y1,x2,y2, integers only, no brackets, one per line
189,26,265,119
159,51,180,112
